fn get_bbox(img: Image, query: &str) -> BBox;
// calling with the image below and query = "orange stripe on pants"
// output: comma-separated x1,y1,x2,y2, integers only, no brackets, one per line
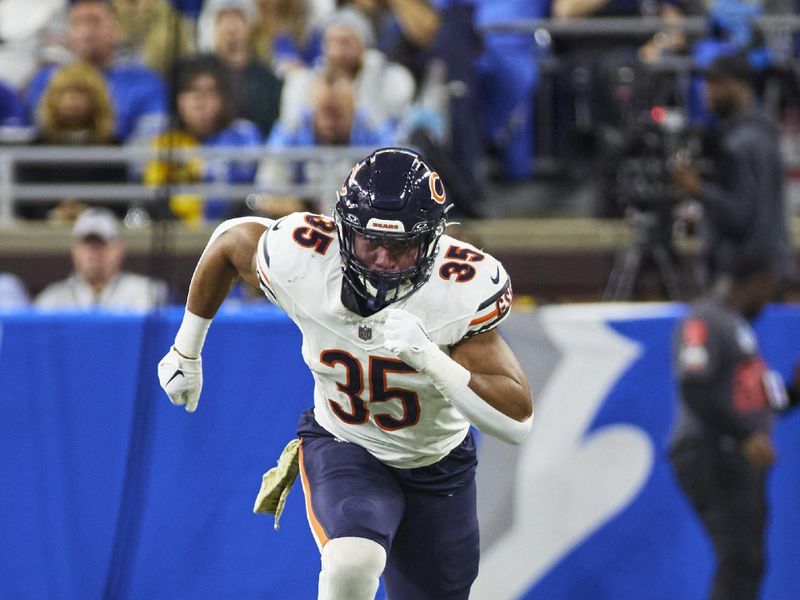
299,441,330,548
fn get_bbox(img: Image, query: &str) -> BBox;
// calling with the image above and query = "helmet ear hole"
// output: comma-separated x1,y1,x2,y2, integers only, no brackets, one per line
335,148,447,311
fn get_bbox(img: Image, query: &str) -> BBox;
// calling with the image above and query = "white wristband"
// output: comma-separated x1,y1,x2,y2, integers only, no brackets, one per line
174,310,212,359
416,344,533,445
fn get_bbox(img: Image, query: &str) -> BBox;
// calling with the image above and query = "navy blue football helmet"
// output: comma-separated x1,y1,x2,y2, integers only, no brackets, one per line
335,148,449,311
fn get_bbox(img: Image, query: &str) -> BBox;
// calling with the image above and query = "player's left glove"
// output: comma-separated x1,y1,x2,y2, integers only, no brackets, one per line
383,308,436,371
157,346,203,413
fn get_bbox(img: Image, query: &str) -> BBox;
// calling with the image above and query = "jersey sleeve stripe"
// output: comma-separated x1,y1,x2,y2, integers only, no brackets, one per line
465,305,512,337
255,237,270,280
477,278,510,311
465,276,513,336
260,226,272,268
255,230,276,300
256,267,272,290
465,319,503,338
256,270,278,304
469,307,500,326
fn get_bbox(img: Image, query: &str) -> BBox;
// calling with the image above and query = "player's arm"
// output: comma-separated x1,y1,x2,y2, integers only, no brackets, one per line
450,328,533,421
384,310,533,445
185,222,265,319
157,219,271,412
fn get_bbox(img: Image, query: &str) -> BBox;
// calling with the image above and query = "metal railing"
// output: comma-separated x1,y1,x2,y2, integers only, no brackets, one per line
481,15,800,37
0,145,383,225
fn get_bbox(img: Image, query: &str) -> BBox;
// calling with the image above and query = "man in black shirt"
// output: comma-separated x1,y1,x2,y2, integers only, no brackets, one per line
671,52,794,288
669,255,799,600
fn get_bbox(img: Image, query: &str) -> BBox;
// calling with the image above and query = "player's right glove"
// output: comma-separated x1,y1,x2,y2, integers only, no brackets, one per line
157,346,203,413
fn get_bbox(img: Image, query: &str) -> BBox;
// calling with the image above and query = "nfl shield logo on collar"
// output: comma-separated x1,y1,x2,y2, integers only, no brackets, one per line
358,323,372,341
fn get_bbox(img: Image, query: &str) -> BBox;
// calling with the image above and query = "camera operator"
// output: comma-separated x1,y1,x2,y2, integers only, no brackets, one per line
671,52,794,290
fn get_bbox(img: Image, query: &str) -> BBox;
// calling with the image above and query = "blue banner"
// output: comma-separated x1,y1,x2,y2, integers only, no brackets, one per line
1,305,798,599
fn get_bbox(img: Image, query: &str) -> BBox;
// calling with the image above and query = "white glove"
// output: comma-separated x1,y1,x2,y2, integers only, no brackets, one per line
384,309,531,444
383,308,435,371
157,346,203,413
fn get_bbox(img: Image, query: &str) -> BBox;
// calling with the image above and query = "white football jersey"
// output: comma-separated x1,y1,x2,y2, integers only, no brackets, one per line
255,212,513,468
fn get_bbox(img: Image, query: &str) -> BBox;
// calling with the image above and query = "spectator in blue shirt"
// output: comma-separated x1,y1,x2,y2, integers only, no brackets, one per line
22,0,168,142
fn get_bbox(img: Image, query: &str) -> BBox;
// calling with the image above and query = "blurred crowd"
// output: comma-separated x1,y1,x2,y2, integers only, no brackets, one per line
0,0,797,228
0,0,491,225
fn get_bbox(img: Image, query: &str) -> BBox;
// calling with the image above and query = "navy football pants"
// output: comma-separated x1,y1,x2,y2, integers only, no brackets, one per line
297,409,479,600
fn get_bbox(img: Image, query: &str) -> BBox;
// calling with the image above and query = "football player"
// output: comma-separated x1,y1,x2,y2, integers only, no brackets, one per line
158,147,533,600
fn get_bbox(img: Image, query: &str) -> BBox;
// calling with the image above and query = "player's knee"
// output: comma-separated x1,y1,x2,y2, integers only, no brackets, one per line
322,537,386,598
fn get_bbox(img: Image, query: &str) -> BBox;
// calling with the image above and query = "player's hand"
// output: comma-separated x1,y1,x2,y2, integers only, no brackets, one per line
383,308,434,369
742,432,776,470
157,346,203,413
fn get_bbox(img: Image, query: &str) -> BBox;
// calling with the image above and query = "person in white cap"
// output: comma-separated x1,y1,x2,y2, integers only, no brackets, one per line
35,207,168,310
